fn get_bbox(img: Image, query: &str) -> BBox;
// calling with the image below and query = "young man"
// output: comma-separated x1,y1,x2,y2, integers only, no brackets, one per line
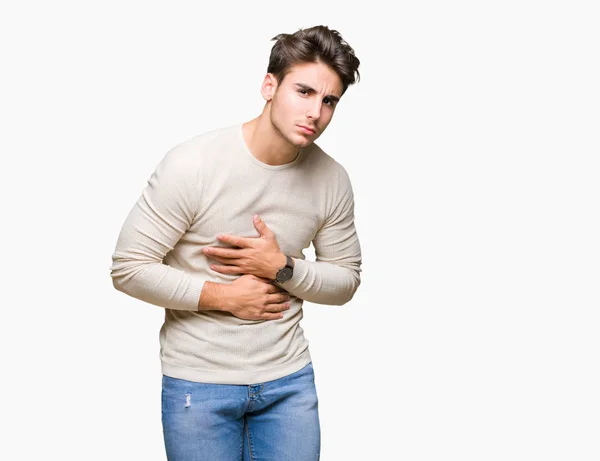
110,25,362,460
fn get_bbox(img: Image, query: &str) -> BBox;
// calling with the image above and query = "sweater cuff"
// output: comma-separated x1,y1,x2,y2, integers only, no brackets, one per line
182,277,206,311
281,257,309,291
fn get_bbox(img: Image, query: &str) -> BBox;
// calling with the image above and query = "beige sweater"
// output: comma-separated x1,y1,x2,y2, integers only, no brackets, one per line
110,122,362,384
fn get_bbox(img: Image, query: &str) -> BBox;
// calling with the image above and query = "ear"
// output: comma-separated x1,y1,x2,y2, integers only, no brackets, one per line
260,73,278,102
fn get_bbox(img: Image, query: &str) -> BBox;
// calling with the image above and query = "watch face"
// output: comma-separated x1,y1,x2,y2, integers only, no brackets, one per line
277,267,293,283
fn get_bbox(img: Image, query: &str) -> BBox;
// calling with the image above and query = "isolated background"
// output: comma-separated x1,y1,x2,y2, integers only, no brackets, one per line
2,1,598,460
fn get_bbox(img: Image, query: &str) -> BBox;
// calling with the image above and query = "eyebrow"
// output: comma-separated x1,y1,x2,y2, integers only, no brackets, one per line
294,83,340,103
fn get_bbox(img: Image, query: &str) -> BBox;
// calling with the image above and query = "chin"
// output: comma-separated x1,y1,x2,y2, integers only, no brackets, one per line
294,137,313,149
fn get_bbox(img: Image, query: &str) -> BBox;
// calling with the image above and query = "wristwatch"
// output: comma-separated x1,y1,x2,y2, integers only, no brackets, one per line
275,255,294,283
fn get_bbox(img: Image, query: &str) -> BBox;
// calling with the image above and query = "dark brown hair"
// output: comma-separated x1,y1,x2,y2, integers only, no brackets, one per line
268,25,361,96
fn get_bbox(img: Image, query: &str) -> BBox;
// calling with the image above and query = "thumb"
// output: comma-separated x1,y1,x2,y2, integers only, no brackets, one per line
253,214,272,237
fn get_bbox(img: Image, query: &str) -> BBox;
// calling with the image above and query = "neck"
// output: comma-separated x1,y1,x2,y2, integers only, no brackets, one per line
241,113,303,166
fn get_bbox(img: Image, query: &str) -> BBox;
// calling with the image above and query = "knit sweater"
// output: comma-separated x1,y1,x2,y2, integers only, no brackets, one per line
110,122,362,384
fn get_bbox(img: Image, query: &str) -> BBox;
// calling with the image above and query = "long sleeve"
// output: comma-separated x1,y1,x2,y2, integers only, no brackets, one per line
278,167,362,305
110,144,207,311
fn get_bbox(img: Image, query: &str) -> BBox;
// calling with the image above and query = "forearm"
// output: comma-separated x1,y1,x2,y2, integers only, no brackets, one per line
198,281,229,311
110,141,209,311
278,165,362,306
111,256,208,311
277,257,361,305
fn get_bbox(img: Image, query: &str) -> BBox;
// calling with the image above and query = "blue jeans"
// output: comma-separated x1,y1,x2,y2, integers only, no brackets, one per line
161,362,320,460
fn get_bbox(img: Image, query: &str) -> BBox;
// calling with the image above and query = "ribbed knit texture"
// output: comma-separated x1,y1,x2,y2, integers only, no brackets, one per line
110,122,362,384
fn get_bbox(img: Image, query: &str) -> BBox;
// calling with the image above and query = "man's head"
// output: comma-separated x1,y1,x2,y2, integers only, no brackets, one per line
261,25,361,149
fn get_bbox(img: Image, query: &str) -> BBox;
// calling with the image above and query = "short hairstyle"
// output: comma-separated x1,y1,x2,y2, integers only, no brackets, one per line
267,25,361,96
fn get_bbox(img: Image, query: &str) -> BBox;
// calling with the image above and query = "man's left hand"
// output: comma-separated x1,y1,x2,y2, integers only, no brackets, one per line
203,215,286,280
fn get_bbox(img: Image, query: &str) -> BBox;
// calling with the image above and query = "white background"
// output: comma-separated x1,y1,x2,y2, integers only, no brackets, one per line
2,1,599,460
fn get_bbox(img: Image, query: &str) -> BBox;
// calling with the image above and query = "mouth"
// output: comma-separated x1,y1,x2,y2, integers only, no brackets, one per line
297,125,316,134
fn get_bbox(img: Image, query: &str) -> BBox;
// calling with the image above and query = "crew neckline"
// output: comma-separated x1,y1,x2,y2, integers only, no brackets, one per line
236,122,307,170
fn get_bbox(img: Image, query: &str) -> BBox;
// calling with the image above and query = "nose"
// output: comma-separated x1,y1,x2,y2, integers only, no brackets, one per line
306,99,322,120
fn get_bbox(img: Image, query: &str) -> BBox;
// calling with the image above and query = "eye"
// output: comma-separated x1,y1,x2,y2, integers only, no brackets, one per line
298,89,308,95
324,98,333,106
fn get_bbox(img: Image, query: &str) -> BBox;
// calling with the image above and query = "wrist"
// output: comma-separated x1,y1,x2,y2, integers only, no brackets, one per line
272,251,288,279
273,253,294,283
198,281,228,312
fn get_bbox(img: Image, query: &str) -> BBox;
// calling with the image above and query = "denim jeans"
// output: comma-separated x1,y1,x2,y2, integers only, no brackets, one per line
161,362,320,460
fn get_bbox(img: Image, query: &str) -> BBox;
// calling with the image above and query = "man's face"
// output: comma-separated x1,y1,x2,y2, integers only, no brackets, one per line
266,61,343,149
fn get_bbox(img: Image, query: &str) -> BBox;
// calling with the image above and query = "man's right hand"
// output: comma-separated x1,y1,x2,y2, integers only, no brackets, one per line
199,274,291,321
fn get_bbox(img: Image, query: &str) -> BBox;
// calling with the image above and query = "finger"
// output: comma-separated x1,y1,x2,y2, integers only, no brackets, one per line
204,247,241,259
253,215,273,237
261,310,286,320
254,276,274,284
265,303,291,314
268,293,291,304
264,302,291,314
208,255,241,266
209,264,243,275
266,283,288,293
216,234,249,248
249,275,277,284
